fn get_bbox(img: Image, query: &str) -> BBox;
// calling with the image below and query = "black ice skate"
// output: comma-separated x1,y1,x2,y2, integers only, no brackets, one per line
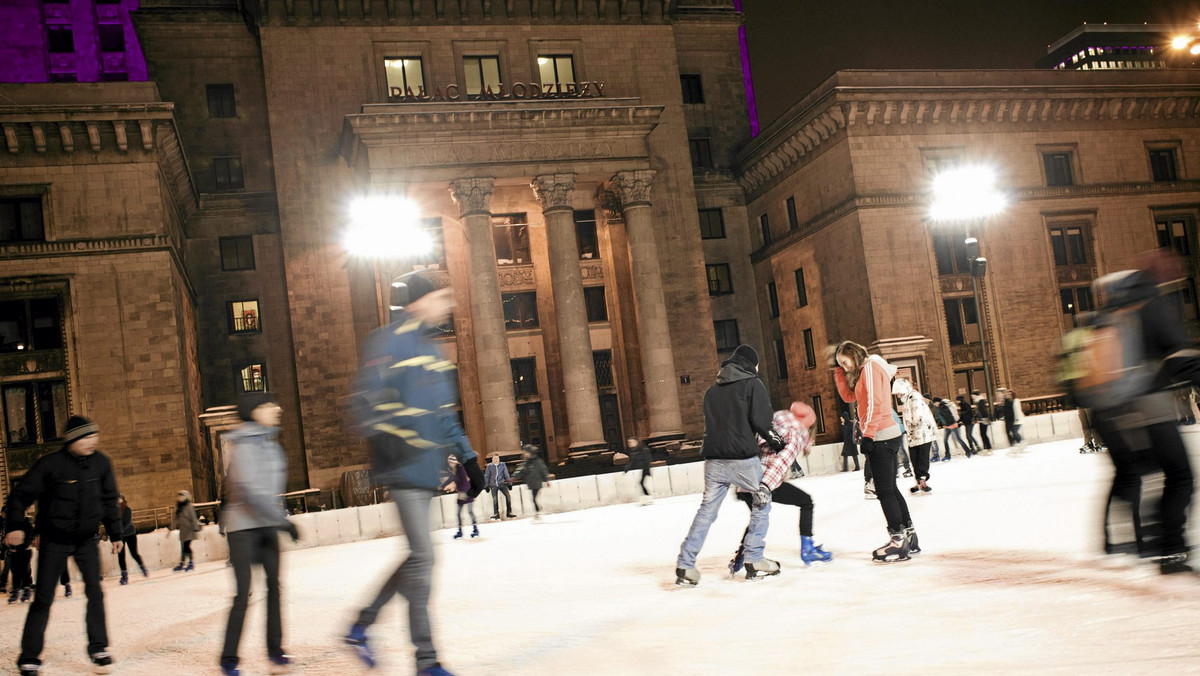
1160,553,1194,575
744,558,780,580
90,650,114,674
872,531,911,563
675,567,700,586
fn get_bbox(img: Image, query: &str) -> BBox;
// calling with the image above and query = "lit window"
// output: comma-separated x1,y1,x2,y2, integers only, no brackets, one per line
238,364,267,393
706,264,733,296
1060,287,1094,317
492,213,530,265
511,357,538,396
464,56,502,98
384,57,425,98
0,298,63,353
502,292,539,330
3,380,69,445
228,299,261,334
537,55,575,88
574,210,599,259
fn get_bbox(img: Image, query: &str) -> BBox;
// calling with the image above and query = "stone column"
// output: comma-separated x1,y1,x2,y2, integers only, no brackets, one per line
611,170,684,440
449,177,521,456
532,173,607,452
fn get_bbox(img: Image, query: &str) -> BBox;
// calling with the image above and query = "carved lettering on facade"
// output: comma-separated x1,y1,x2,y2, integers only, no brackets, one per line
401,142,614,167
388,81,606,103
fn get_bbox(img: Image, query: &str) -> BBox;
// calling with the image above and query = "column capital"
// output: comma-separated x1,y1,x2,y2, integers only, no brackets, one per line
611,170,656,207
530,173,577,213
448,177,496,217
593,185,624,218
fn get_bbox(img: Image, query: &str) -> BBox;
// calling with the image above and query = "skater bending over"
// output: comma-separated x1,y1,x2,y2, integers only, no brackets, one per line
729,402,832,575
676,344,785,585
834,341,920,562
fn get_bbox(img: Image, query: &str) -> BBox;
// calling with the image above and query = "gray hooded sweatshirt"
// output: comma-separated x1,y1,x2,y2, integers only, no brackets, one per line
221,422,288,534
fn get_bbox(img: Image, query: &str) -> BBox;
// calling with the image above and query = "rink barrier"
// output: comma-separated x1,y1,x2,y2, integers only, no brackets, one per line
61,412,1083,579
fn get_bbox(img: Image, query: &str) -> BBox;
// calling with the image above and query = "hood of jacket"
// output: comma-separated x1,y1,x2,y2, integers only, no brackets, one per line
865,354,898,381
892,378,914,397
715,361,757,385
223,421,280,443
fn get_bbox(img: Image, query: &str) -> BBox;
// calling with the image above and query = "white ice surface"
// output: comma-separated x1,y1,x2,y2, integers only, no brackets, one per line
5,436,1200,675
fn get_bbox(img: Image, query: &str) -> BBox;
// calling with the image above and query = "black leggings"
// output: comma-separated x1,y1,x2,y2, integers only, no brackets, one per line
738,481,814,536
180,540,193,564
638,468,651,496
117,534,144,573
910,441,933,482
863,437,912,533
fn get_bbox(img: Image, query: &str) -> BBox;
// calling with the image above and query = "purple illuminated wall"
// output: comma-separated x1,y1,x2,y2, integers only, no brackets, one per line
731,0,760,136
0,0,147,84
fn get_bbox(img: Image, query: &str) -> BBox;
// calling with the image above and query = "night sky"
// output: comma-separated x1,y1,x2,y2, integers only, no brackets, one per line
743,0,1198,127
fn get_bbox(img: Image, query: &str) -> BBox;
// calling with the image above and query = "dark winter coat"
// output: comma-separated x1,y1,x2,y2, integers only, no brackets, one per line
4,447,120,545
119,505,136,538
974,397,992,423
957,399,975,426
515,456,550,491
624,442,652,472
701,357,779,461
352,309,478,490
840,417,858,457
172,499,200,542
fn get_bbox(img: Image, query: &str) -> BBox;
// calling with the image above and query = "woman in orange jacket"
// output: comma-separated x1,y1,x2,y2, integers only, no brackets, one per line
834,341,920,562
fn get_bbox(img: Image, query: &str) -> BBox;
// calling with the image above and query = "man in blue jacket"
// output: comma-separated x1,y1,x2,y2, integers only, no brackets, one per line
345,270,483,676
484,454,515,520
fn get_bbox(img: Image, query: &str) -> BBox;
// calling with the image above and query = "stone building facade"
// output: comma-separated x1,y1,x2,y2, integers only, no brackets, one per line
738,70,1200,440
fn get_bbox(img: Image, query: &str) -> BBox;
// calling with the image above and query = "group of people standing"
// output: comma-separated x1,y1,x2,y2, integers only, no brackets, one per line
443,446,551,538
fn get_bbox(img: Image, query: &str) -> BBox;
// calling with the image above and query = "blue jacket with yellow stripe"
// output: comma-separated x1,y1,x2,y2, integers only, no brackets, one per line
353,310,477,490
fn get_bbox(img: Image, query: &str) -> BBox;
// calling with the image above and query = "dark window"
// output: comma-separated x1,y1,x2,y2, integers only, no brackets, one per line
207,84,236,118
698,208,725,239
1060,286,1095,317
502,292,539,330
0,197,45,243
775,338,789,380
237,363,267,393
803,328,816,368
96,0,120,3
101,71,129,82
714,319,739,352
228,299,261,334
811,395,826,434
2,381,67,446
593,349,614,388
680,74,704,104
219,236,255,271
706,264,733,296
1149,149,1178,182
574,210,599,260
786,197,799,231
1048,226,1089,266
689,138,713,169
384,57,425,97
1043,152,1074,187
464,56,502,99
492,214,530,265
0,297,63,353
584,286,607,323
537,55,575,87
213,157,244,191
767,282,780,318
98,24,124,52
511,357,538,397
50,72,77,83
933,229,971,275
760,213,772,247
943,298,980,346
794,268,808,308
1156,218,1191,256
47,26,73,54
516,401,544,449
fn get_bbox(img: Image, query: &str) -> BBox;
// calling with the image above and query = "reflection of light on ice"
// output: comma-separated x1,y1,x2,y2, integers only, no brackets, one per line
7,438,1200,674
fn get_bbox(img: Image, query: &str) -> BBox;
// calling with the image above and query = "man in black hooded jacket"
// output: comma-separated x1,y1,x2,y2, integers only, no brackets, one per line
675,345,785,585
5,415,123,674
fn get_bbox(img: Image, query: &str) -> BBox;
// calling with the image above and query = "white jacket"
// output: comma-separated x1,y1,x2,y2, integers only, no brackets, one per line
892,379,938,447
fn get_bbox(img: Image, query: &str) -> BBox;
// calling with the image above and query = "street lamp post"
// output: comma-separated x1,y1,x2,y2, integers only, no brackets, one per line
930,166,1007,420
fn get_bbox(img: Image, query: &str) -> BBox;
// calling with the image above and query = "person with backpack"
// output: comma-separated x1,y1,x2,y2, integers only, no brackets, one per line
972,391,993,453
1058,265,1197,574
957,395,981,454
934,397,971,460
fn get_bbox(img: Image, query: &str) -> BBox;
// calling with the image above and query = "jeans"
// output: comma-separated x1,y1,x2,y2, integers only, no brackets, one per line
862,438,912,533
117,534,144,573
19,538,107,665
910,441,933,481
677,457,770,569
978,422,992,450
962,422,981,451
943,426,971,457
490,485,513,516
355,489,439,670
222,527,283,665
1005,421,1023,445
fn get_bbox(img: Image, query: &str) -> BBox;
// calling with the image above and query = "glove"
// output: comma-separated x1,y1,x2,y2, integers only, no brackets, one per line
464,459,486,499
280,520,300,542
751,483,772,508
765,430,787,452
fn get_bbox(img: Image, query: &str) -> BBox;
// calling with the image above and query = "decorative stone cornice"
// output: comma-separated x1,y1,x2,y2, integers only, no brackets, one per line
0,234,173,259
239,0,681,27
448,177,496,217
531,173,577,213
611,170,655,207
737,72,1200,198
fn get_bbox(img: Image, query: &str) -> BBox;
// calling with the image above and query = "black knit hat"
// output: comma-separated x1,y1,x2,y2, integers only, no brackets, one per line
62,416,99,445
390,270,439,309
236,392,278,422
722,344,759,371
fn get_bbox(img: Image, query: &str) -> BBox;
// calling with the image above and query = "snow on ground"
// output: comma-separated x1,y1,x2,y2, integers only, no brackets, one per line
5,436,1200,675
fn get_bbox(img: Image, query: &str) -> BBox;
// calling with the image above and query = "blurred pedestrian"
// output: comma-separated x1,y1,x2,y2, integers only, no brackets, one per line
957,395,981,454
934,397,971,460
972,391,993,453
115,495,147,584
1001,389,1024,447
514,444,550,519
624,437,654,504
443,456,479,539
839,412,860,472
171,490,200,572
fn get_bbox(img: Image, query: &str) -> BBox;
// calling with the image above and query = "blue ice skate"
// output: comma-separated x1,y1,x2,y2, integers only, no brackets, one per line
345,625,377,668
800,536,832,565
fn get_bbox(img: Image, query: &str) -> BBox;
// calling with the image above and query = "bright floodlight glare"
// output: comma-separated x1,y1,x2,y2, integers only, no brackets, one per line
1191,43,1200,55
1172,35,1193,50
343,196,433,259
929,165,1007,221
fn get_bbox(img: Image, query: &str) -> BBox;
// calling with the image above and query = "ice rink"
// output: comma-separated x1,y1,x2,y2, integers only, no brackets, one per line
4,436,1200,675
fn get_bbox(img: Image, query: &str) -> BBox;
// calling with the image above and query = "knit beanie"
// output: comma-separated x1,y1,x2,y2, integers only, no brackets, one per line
236,392,278,422
62,416,99,445
390,270,438,308
722,344,759,372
